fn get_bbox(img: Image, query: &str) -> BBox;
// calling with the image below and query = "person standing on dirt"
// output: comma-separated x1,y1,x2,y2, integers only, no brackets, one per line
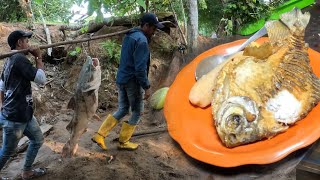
0,30,47,179
92,13,164,150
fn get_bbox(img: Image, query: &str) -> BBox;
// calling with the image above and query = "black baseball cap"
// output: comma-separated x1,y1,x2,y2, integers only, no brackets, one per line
141,13,164,29
7,30,33,50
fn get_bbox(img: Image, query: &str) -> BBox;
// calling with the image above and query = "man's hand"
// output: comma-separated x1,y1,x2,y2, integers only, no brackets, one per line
29,46,41,59
29,46,44,70
144,88,151,100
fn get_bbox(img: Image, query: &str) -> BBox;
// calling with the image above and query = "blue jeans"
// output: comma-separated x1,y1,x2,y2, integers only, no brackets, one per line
113,78,144,125
0,114,44,171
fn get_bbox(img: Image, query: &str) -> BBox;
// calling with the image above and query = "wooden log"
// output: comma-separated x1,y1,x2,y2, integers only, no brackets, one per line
0,21,174,60
77,13,176,35
59,24,83,31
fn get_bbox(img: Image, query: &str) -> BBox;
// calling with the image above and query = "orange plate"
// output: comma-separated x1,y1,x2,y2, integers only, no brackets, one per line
163,37,320,167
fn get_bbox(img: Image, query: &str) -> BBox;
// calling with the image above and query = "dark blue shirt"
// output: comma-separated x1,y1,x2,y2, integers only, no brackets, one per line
116,28,150,89
1,53,37,122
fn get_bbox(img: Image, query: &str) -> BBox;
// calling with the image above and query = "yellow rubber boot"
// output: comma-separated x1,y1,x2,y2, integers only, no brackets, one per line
118,122,139,150
91,114,118,150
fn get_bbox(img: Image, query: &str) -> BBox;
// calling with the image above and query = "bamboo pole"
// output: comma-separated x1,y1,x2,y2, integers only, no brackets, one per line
39,10,52,56
0,21,174,60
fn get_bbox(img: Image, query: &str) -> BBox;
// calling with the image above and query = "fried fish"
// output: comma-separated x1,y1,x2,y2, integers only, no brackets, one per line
212,8,320,148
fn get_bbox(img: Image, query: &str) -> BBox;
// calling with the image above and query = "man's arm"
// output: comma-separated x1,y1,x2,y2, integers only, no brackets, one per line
133,41,150,90
30,47,46,85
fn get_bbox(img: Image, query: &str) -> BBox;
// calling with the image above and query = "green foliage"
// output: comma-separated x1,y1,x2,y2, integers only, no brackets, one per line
32,0,74,23
0,0,74,23
148,0,171,12
0,0,26,22
198,0,207,9
198,0,224,36
79,0,142,19
137,0,146,10
222,0,286,34
100,40,121,65
68,47,82,57
80,25,89,34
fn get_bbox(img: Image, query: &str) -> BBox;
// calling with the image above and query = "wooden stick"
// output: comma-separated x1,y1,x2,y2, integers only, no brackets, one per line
0,28,131,60
112,127,167,141
0,21,173,60
34,33,47,43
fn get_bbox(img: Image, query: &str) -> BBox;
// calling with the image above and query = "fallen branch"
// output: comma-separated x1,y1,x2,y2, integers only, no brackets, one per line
0,29,130,60
61,84,74,95
0,21,174,60
45,78,55,85
34,33,47,43
112,127,167,141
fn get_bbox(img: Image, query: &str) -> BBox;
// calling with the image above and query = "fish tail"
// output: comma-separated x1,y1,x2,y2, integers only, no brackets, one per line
280,8,310,34
265,8,310,46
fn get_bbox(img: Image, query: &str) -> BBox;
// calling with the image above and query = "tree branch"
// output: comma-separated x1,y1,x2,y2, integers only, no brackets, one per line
0,21,174,60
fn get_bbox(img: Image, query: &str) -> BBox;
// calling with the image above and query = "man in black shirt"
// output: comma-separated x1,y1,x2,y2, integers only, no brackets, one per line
0,30,47,179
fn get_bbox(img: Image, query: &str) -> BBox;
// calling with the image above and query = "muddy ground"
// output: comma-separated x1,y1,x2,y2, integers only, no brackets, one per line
0,4,320,180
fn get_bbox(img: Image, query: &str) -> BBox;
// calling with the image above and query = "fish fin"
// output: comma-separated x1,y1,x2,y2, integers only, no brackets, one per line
265,20,290,46
67,97,76,110
92,114,101,121
280,8,310,33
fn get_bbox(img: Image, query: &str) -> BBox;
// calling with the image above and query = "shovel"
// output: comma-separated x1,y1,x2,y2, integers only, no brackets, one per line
195,26,267,81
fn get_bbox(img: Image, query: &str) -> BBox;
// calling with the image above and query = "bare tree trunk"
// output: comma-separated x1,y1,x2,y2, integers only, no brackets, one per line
186,0,198,52
169,1,187,46
18,0,35,29
146,0,149,12
179,0,187,35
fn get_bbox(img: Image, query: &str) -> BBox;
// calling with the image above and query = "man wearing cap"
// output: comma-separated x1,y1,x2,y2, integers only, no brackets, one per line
92,13,164,150
0,30,47,179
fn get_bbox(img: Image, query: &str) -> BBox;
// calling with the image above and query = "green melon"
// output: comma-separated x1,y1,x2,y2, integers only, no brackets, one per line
150,87,169,110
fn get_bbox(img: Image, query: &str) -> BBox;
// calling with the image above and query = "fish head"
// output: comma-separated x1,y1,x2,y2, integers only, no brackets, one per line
215,96,260,147
77,56,101,92
91,57,100,68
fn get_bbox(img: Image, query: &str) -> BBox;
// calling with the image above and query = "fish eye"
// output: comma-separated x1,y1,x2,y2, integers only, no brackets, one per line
226,114,242,128
232,115,241,123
